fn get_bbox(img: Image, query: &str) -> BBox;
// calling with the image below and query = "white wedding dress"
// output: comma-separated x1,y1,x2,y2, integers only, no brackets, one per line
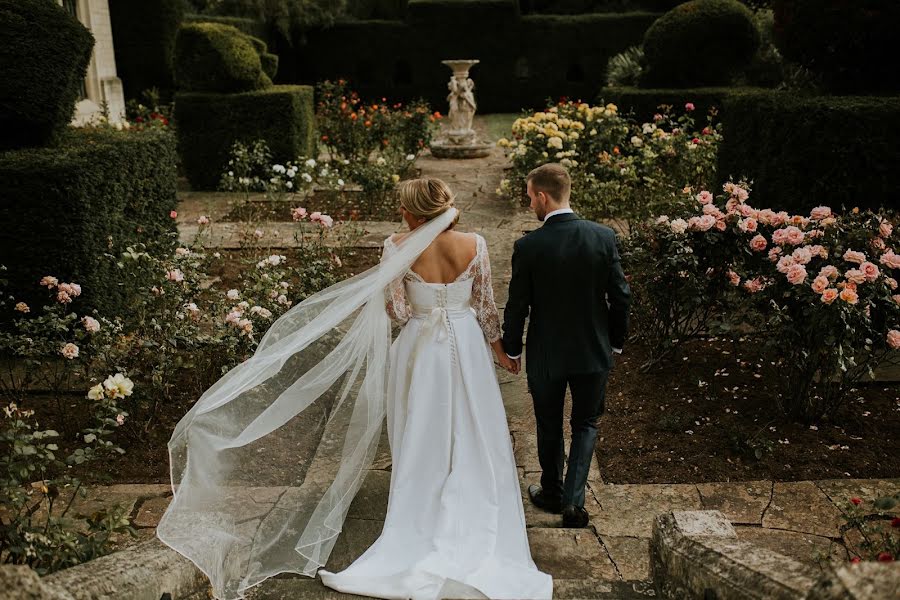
319,234,553,600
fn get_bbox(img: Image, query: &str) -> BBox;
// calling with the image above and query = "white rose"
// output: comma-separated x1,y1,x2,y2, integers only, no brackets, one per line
670,218,688,235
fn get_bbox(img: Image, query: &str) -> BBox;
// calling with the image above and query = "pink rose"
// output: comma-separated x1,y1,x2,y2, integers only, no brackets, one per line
81,316,100,332
197,215,210,225
888,330,900,349
702,203,722,217
769,247,783,262
733,187,749,203
887,277,898,290
750,234,768,252
790,215,810,228
893,294,900,304
60,342,79,360
860,261,880,282
743,277,765,293
872,237,887,251
774,212,790,227
881,221,893,238
170,210,178,219
40,275,58,288
715,219,727,231
807,245,828,259
843,249,867,264
653,113,664,122
685,102,695,112
821,288,839,304
56,290,72,304
811,276,829,294
810,206,832,220
844,269,866,285
786,264,808,285
784,226,805,245
880,250,900,270
777,255,796,274
166,269,184,282
692,215,716,232
739,218,758,233
725,198,740,214
738,204,757,218
696,191,713,205
819,265,839,280
728,270,741,286
292,207,308,221
772,228,788,245
791,247,813,265
58,282,81,297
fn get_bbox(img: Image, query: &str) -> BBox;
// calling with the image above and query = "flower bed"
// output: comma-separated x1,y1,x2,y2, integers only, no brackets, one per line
497,99,720,221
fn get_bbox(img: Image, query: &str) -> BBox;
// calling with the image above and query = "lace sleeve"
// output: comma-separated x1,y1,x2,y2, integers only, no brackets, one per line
471,235,502,343
381,238,411,325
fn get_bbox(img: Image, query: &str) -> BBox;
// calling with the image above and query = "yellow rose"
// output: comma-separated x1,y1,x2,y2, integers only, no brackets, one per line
391,174,400,183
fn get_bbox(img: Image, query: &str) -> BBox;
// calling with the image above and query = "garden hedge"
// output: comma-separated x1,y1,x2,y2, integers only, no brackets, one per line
641,0,759,88
293,12,661,113
717,92,900,214
109,0,185,101
175,85,315,190
597,86,768,120
174,22,266,93
0,0,94,150
772,0,900,93
0,129,178,317
183,13,269,41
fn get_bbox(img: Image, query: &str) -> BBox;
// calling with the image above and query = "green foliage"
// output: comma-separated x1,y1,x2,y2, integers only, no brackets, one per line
183,13,268,39
717,92,900,214
260,52,279,80
772,0,900,93
838,495,900,563
642,0,760,87
0,0,94,150
605,46,644,88
196,0,347,35
174,22,265,93
108,0,185,101
598,86,762,121
0,129,178,318
175,85,315,190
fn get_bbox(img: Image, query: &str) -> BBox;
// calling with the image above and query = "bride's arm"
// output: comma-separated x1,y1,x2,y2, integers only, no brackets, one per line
471,236,516,370
382,238,411,325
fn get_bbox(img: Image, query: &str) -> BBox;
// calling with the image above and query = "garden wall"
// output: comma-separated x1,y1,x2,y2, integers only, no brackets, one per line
0,129,178,317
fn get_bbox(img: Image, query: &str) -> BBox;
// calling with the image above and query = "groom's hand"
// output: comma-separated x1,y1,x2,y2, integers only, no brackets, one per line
510,357,521,375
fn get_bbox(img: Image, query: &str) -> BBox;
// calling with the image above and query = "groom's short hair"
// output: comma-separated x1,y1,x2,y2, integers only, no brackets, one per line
526,163,571,202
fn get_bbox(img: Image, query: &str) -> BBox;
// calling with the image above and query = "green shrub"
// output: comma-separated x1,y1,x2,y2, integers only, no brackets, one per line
175,85,315,190
642,0,760,87
0,129,178,317
772,0,900,93
0,0,94,150
173,22,264,92
407,0,518,23
183,13,268,39
718,92,900,214
605,46,644,87
260,52,279,79
108,0,185,101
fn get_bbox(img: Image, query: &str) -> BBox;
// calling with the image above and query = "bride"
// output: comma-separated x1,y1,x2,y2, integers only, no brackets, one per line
156,178,553,600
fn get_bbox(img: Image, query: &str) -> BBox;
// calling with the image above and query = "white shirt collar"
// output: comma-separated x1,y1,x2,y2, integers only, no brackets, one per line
544,207,574,222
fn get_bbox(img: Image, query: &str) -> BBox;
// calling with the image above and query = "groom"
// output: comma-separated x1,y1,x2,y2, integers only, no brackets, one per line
502,163,631,528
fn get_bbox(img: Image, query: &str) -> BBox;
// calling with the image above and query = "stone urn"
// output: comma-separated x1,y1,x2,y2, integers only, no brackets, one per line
430,60,492,159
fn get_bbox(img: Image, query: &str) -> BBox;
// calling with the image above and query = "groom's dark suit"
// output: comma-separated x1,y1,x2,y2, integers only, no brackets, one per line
502,211,631,508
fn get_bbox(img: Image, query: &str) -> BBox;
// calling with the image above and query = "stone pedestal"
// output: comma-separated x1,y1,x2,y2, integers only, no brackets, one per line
430,59,492,159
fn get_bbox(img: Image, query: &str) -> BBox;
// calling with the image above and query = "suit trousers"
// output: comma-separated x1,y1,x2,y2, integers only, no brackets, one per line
527,371,608,508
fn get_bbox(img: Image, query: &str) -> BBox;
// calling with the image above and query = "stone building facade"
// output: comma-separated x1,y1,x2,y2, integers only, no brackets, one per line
58,0,125,124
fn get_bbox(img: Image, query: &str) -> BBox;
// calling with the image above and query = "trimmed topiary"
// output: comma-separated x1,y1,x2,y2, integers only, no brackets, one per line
0,0,94,150
173,22,264,93
641,0,760,88
260,53,279,80
0,128,178,316
773,0,900,93
175,85,315,190
108,0,184,101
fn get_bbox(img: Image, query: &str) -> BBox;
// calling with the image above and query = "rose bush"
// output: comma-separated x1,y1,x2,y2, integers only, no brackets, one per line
625,182,900,421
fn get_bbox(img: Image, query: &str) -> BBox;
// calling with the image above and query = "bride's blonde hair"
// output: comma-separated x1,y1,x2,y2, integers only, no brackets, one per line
397,178,458,228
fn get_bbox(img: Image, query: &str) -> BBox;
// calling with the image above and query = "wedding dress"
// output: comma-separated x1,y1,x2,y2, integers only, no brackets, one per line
155,208,550,600
319,233,552,599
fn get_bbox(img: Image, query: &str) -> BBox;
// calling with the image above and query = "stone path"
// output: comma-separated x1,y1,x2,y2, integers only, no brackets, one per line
126,118,898,597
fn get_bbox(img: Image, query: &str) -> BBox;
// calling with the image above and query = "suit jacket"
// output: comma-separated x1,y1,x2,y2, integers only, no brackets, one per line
502,212,631,379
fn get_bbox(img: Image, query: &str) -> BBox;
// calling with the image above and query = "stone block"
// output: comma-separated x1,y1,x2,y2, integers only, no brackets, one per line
592,484,703,537
527,528,618,580
600,536,652,581
737,526,844,569
345,470,390,521
763,482,843,539
697,480,772,525
805,561,900,600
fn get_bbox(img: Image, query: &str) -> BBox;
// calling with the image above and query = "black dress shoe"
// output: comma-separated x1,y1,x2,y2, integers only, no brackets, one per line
527,484,563,514
562,504,590,528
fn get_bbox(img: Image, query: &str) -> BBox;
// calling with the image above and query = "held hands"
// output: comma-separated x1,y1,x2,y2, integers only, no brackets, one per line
496,352,520,375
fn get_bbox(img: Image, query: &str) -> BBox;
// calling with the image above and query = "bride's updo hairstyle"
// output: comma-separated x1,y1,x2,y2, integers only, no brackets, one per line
397,178,459,229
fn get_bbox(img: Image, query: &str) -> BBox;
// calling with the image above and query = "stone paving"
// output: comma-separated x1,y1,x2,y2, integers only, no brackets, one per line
92,118,898,598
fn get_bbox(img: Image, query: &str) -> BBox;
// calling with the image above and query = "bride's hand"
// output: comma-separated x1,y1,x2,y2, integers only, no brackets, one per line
496,352,517,374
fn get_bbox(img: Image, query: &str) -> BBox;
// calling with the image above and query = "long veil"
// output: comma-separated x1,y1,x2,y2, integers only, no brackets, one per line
156,207,460,599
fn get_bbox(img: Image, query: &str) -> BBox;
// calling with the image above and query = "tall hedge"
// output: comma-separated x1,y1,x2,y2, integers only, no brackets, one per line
772,0,900,93
183,13,269,40
598,86,770,120
641,0,759,87
0,0,94,150
174,22,266,93
175,85,315,190
109,0,184,101
294,12,660,113
717,92,900,213
0,129,178,317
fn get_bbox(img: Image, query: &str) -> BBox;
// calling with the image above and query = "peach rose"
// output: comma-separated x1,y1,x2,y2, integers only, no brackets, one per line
893,294,900,305
880,250,900,270
757,209,777,226
791,247,813,265
786,264,808,285
695,215,716,231
843,249,867,264
743,277,765,293
810,206,832,220
839,288,859,304
784,226,805,245
696,191,713,205
727,270,741,286
750,234,768,252
821,288,839,304
844,269,866,285
769,247,783,262
811,276,829,294
777,255,796,274
819,265,839,280
881,221,893,238
887,277,898,290
739,218,758,233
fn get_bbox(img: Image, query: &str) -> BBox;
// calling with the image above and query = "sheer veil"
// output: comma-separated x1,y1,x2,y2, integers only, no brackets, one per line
156,207,460,599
